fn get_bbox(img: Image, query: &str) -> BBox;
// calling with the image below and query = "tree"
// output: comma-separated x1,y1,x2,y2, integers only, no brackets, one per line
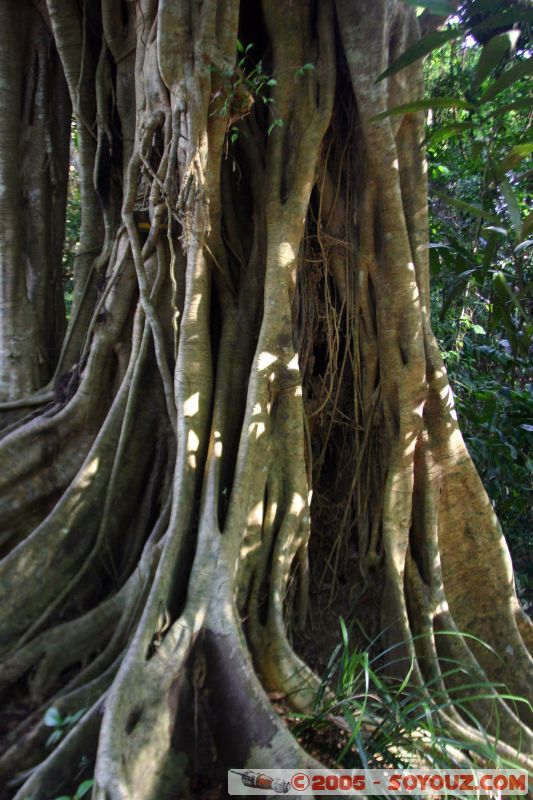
0,1,531,798
0,0,71,399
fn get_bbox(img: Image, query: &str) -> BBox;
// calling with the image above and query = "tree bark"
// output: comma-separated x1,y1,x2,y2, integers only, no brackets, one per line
0,1,531,798
0,0,71,400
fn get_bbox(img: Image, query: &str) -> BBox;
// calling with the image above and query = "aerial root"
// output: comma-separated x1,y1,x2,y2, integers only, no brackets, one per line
0,529,165,790
0,590,123,701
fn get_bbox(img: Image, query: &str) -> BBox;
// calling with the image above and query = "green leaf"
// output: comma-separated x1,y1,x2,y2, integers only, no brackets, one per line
377,27,461,81
64,708,87,726
482,230,503,271
295,63,316,78
479,58,533,104
432,190,499,223
371,96,476,121
440,270,479,318
483,225,508,237
497,175,522,241
75,780,94,799
471,8,533,39
493,271,530,325
266,78,277,87
424,121,474,146
473,31,519,90
496,143,533,177
267,118,283,136
236,39,244,53
46,729,64,748
515,240,533,254
44,707,63,727
492,98,532,117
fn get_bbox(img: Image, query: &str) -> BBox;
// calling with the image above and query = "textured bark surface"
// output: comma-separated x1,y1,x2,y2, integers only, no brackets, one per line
0,1,531,798
0,0,71,400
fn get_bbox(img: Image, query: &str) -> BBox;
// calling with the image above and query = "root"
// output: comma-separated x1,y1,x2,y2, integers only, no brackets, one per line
0,592,122,702
0,662,118,788
12,697,104,800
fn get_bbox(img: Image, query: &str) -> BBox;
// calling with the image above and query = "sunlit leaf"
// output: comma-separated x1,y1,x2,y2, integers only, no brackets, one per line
75,780,94,800
515,240,533,255
483,226,508,237
377,28,461,82
473,31,519,89
43,707,62,727
432,190,499,222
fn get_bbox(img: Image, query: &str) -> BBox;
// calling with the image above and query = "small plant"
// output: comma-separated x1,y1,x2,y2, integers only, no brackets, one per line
295,62,315,79
52,779,94,800
43,707,87,749
210,40,282,143
291,619,532,774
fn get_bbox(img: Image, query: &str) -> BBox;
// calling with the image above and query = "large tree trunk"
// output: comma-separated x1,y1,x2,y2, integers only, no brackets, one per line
0,0,71,400
0,1,531,798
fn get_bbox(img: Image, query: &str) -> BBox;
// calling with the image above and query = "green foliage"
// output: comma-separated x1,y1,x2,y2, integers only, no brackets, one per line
43,706,87,749
58,4,531,609
210,42,315,144
295,62,316,78
52,779,94,800
419,0,532,607
368,0,532,605
42,708,93,800
371,96,476,120
292,620,532,773
209,41,283,142
377,27,462,81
